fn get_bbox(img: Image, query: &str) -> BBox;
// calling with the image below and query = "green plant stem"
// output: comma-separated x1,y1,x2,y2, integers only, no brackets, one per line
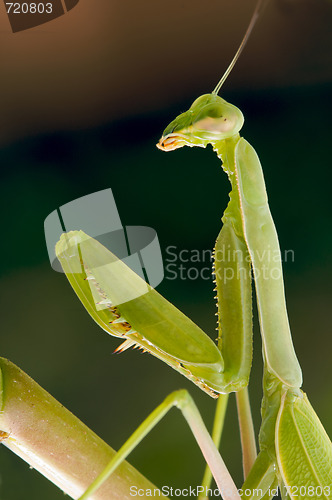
0,357,161,499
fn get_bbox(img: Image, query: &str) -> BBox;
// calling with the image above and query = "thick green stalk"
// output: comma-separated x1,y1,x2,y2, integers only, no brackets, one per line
0,357,165,500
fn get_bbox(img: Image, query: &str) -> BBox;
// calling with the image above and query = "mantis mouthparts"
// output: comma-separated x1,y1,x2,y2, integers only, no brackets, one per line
157,133,186,151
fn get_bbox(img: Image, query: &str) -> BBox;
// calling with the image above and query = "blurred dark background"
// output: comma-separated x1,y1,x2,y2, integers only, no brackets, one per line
0,0,331,498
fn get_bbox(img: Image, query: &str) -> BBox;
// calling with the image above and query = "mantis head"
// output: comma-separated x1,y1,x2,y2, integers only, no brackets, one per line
157,0,266,152
157,94,244,151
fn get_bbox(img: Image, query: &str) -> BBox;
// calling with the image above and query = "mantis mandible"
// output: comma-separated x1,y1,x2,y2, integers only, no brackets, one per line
55,1,332,498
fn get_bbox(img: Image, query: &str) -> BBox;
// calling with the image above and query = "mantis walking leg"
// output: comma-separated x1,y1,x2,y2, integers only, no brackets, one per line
198,393,229,499
77,390,240,500
199,388,256,500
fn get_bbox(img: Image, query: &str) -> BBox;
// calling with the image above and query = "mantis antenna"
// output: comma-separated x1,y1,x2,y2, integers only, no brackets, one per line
212,0,268,95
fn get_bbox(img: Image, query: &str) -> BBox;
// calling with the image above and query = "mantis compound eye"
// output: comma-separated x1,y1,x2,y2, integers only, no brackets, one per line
193,105,234,133
192,100,244,138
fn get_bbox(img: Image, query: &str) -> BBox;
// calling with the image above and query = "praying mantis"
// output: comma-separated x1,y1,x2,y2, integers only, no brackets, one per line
55,1,332,499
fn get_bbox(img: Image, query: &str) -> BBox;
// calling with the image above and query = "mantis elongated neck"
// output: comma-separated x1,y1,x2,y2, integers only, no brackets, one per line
212,135,303,390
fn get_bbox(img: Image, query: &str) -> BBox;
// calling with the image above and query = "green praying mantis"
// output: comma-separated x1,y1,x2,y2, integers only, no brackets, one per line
55,1,332,499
